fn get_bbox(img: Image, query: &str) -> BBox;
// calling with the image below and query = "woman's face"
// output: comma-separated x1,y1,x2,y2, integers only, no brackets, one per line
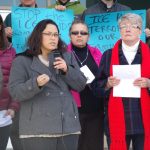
41,24,59,54
70,23,89,48
119,19,142,45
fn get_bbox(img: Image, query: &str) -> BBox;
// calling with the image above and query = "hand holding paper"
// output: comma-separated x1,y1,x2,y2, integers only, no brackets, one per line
134,77,150,88
106,76,120,89
113,64,141,98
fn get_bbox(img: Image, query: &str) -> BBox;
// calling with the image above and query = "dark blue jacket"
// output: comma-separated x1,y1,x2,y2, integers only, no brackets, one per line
93,42,144,135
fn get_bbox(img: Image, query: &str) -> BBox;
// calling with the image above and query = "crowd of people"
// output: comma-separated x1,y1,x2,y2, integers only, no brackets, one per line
0,0,150,150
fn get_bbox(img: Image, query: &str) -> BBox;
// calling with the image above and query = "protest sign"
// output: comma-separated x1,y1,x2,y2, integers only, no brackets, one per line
12,7,74,53
85,10,146,53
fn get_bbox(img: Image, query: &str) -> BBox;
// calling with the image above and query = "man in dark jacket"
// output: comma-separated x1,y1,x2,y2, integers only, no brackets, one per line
82,0,131,20
4,0,38,42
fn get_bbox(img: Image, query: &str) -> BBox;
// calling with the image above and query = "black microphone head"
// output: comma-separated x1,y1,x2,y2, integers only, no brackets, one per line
53,50,62,75
53,49,61,58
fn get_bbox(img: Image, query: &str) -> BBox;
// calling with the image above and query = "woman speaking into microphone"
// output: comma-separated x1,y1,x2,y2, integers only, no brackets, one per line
8,19,87,150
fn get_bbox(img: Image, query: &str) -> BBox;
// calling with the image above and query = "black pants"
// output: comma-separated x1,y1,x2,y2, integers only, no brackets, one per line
10,112,23,150
21,134,79,150
78,112,104,150
107,134,144,150
0,125,11,150
126,134,144,150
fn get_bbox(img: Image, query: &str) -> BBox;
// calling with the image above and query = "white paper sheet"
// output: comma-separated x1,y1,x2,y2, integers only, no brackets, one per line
113,64,141,98
80,65,95,84
0,110,12,127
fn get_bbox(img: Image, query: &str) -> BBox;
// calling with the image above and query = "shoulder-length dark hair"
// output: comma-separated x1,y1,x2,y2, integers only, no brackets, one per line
0,15,9,50
27,19,67,56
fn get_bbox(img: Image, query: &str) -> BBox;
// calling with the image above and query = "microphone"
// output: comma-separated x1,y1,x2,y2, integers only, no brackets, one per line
53,50,62,75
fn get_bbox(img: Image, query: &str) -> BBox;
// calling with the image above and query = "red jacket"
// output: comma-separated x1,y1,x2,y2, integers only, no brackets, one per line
0,45,20,111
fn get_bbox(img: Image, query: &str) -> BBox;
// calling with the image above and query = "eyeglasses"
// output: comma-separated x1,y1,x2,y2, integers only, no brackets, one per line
120,24,141,30
42,32,60,38
71,31,89,36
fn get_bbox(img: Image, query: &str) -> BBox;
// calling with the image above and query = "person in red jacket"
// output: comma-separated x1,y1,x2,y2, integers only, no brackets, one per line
0,15,20,150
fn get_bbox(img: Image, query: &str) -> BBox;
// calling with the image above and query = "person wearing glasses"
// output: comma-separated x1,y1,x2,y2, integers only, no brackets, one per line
8,19,86,150
68,20,104,150
92,13,150,150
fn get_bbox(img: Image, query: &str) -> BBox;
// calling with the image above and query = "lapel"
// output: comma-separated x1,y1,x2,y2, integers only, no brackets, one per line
31,56,58,84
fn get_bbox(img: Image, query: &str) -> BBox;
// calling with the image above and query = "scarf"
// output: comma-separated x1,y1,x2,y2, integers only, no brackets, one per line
108,40,150,150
